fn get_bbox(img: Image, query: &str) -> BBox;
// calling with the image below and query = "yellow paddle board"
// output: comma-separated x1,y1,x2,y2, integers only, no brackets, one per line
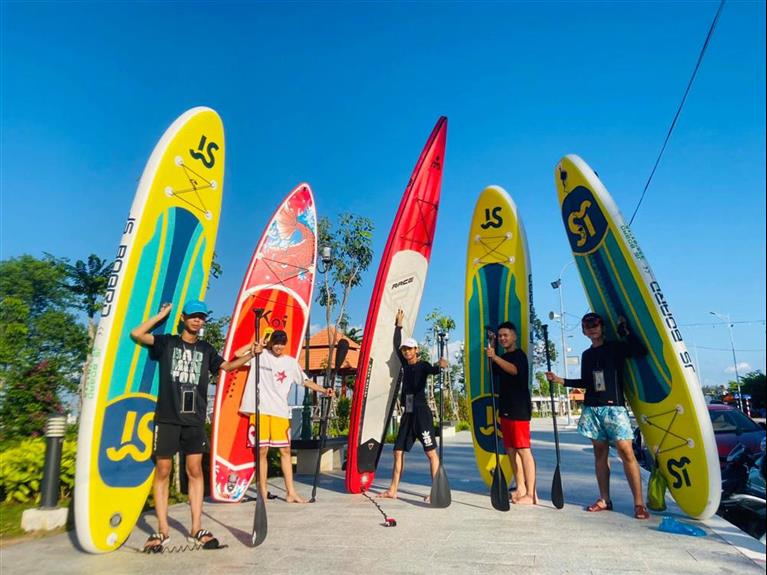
75,107,225,552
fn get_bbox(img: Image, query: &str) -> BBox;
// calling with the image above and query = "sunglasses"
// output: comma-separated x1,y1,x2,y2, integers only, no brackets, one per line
582,319,602,329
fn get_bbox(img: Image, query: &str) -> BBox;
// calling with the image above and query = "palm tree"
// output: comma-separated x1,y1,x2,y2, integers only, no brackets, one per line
62,254,112,406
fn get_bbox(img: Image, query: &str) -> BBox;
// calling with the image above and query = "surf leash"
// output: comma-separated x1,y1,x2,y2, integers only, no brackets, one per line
361,491,397,527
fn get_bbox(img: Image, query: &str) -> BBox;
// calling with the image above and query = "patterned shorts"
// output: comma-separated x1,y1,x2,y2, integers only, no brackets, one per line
578,406,634,443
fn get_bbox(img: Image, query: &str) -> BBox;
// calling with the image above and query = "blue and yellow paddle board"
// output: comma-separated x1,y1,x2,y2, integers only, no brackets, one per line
75,107,225,552
464,186,532,486
555,154,720,519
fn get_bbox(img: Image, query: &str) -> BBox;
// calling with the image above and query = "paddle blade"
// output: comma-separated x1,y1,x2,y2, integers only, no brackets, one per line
429,464,452,508
551,465,564,510
251,496,268,547
490,465,510,511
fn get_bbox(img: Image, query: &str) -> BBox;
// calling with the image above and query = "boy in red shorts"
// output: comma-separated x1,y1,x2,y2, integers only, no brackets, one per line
487,321,537,504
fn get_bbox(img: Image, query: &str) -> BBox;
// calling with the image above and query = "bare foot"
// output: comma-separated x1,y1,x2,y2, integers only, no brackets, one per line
516,494,536,505
286,493,308,504
423,495,430,504
511,491,527,503
377,489,397,499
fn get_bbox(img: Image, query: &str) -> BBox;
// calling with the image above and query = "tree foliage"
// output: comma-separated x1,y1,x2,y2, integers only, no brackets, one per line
315,213,374,381
0,255,89,440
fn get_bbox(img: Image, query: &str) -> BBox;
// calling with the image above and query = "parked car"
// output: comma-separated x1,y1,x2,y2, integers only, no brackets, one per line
708,404,766,468
634,404,766,471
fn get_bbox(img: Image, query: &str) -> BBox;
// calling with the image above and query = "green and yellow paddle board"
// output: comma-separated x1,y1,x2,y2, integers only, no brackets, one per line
555,154,720,519
465,185,532,486
75,107,225,552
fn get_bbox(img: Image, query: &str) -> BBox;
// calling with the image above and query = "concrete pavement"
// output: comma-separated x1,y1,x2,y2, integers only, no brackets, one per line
1,419,765,574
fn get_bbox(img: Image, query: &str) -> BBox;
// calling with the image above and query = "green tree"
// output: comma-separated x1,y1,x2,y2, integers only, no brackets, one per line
738,370,766,410
316,213,374,383
0,255,88,440
424,307,458,421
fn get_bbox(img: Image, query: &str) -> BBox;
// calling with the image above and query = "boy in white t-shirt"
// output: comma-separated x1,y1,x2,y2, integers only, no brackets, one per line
240,329,331,503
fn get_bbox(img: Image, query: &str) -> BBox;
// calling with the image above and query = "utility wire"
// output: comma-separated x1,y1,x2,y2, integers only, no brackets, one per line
630,0,726,225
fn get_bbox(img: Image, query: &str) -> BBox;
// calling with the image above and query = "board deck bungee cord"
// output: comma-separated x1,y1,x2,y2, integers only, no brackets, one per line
211,184,317,502
345,117,447,494
464,186,532,486
555,154,720,519
75,107,225,553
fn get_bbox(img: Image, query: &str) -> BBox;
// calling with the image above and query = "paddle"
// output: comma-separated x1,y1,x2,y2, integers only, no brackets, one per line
543,324,565,510
429,331,452,508
251,308,267,547
486,328,510,512
310,338,350,502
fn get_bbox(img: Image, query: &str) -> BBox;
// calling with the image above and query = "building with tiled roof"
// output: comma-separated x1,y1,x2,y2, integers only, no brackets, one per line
297,326,360,377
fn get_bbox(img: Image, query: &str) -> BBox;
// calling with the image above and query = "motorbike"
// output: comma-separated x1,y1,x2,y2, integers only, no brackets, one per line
718,437,766,542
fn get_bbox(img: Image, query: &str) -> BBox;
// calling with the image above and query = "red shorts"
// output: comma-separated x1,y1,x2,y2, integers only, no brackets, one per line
500,418,531,450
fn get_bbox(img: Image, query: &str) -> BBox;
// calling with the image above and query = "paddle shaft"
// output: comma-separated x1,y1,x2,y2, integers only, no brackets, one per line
437,333,446,460
251,308,267,546
543,324,565,509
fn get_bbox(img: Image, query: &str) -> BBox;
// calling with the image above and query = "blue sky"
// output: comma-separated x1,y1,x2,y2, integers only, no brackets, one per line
2,1,764,389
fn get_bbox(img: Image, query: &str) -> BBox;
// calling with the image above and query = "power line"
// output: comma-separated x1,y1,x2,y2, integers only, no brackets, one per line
680,320,766,328
694,345,766,353
629,0,726,225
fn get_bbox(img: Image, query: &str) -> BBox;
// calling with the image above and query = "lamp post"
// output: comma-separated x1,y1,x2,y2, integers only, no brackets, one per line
710,311,743,412
550,260,575,425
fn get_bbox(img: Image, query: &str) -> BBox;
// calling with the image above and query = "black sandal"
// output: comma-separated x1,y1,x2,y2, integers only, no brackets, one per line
143,532,169,553
188,529,221,550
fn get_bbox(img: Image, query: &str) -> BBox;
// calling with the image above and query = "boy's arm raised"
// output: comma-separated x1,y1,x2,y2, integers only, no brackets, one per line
130,303,172,346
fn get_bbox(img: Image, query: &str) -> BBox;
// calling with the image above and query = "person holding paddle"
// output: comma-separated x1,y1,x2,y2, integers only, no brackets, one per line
379,309,448,500
545,312,650,519
239,329,331,504
486,321,537,505
130,300,254,552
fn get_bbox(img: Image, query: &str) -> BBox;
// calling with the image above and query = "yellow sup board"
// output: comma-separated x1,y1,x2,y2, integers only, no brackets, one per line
464,186,532,486
75,107,225,552
555,154,720,519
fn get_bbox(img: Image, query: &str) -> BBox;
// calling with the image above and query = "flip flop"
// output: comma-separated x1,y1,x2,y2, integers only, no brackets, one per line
586,499,613,512
143,532,169,553
188,529,222,550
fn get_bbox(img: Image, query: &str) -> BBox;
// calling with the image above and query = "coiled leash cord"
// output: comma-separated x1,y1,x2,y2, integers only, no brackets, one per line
361,491,397,527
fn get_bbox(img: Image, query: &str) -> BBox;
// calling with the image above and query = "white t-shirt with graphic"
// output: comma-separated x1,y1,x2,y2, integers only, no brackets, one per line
239,350,309,418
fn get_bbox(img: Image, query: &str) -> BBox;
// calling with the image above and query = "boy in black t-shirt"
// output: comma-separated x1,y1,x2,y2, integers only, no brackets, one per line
546,312,650,519
378,309,448,500
487,321,537,504
131,300,253,551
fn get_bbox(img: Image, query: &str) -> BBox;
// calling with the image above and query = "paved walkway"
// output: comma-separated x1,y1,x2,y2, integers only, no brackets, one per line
2,419,765,574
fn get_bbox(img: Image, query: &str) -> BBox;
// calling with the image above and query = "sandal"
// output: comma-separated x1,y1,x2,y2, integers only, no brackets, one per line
143,532,169,553
586,498,613,512
188,528,221,550
634,504,650,520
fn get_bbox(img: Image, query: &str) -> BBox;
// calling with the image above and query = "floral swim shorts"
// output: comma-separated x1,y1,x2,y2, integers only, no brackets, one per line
578,406,634,442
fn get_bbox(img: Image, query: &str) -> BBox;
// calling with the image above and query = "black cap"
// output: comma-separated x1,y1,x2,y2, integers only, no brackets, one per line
581,312,603,324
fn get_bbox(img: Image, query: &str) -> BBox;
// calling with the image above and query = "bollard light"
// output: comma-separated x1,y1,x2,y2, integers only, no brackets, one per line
40,415,67,509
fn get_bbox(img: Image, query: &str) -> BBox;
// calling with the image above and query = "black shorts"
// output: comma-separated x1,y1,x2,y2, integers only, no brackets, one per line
153,423,209,457
394,406,436,453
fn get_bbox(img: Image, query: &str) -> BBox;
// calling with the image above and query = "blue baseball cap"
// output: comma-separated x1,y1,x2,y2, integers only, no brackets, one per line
182,299,210,316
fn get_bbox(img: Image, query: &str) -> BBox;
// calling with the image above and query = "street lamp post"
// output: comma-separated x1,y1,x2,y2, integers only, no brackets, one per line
551,260,575,425
710,311,743,412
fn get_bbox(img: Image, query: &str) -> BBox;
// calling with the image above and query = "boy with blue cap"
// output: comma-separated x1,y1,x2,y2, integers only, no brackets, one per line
131,299,254,551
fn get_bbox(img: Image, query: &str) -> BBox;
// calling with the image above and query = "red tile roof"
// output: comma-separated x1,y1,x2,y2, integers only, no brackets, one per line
297,326,361,375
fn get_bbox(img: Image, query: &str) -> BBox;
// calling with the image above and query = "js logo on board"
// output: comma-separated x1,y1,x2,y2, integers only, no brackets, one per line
471,396,503,454
667,456,692,489
189,135,219,169
98,395,156,488
480,207,503,230
561,186,608,254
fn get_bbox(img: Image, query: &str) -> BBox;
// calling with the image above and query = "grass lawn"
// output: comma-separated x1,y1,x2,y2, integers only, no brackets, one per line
0,500,70,546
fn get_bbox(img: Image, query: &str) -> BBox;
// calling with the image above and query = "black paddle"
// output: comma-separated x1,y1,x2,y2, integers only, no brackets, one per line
543,324,565,510
310,338,350,502
486,328,510,512
429,331,452,508
251,308,267,547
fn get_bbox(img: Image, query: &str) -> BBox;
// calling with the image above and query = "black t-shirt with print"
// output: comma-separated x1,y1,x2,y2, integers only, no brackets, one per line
493,349,531,421
149,334,225,426
563,334,646,407
393,326,441,408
